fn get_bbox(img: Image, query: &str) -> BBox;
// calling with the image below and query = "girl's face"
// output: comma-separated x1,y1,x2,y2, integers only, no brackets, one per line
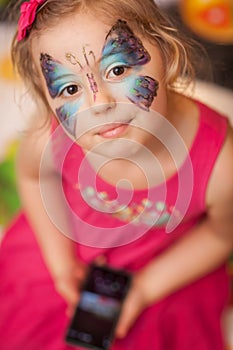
32,12,168,158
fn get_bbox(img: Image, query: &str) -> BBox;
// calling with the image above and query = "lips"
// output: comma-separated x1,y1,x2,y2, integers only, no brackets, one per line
97,120,132,138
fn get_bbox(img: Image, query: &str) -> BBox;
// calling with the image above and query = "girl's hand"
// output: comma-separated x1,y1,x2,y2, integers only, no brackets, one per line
53,255,106,316
115,270,154,339
53,259,88,316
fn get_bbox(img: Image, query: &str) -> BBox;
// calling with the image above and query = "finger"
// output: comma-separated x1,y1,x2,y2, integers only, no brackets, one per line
66,302,78,318
115,290,144,339
94,255,107,266
74,262,88,280
55,277,80,306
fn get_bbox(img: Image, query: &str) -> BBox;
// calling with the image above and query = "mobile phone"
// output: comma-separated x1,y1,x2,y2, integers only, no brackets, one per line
65,264,132,350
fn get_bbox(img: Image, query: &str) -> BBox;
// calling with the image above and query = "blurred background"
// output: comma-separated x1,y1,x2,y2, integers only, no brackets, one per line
0,0,232,347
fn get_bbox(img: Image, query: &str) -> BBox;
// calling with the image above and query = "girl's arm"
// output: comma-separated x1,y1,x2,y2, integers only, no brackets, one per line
16,116,87,309
116,126,233,338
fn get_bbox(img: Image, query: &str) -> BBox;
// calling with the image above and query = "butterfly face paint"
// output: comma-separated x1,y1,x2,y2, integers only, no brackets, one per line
102,19,150,65
66,48,96,69
56,101,81,136
66,52,83,69
66,48,98,101
40,53,82,136
127,75,159,111
40,53,79,99
101,20,159,111
86,73,98,102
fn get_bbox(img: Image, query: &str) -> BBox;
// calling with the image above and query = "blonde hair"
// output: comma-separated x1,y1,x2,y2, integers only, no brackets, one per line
11,0,196,113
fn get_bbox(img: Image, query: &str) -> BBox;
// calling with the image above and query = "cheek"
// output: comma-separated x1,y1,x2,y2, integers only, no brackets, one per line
125,75,159,111
56,100,83,137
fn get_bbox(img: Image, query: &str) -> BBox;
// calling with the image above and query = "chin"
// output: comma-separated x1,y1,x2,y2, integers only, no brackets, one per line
89,137,142,160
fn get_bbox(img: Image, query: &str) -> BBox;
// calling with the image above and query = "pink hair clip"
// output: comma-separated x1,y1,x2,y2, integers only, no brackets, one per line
17,0,47,42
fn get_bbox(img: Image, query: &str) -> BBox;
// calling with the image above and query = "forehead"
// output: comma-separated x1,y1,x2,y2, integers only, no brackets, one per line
32,12,117,64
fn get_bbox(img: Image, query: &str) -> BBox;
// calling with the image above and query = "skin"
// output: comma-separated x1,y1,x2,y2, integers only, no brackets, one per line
34,14,166,162
23,11,233,341
40,19,159,111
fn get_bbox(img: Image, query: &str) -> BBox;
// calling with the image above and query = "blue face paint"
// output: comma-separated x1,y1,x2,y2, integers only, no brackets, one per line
40,53,83,137
56,100,81,137
102,20,151,67
101,20,159,111
40,53,78,99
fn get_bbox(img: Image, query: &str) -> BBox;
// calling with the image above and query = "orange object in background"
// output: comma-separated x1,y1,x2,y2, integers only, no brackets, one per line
180,0,233,43
0,55,15,81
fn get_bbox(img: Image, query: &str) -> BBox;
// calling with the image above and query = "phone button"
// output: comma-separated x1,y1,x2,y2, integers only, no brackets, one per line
103,337,111,349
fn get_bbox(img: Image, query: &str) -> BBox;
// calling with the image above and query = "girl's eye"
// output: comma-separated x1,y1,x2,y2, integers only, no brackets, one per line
112,66,126,76
106,65,129,80
60,84,81,97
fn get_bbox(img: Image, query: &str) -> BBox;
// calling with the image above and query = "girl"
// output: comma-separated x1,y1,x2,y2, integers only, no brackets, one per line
1,0,233,349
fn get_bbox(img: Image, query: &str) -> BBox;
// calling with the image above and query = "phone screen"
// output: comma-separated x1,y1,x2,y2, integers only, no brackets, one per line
65,264,131,350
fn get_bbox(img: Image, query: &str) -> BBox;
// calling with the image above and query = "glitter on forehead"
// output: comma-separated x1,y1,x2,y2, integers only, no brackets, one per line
66,48,96,69
66,53,83,69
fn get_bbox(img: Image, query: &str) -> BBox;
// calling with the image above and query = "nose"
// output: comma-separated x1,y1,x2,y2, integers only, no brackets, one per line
87,76,116,115
91,100,116,115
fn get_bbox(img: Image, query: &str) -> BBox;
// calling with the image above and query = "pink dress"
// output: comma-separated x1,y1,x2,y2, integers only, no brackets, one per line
0,101,231,350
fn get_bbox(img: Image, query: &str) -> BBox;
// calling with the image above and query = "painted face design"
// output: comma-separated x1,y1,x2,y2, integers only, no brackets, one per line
40,20,159,138
66,49,98,101
40,53,82,136
103,19,150,66
86,73,98,102
102,19,159,110
56,101,81,136
40,53,77,99
128,76,159,111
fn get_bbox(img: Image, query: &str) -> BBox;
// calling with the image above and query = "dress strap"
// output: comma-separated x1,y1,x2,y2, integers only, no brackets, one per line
189,101,229,212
